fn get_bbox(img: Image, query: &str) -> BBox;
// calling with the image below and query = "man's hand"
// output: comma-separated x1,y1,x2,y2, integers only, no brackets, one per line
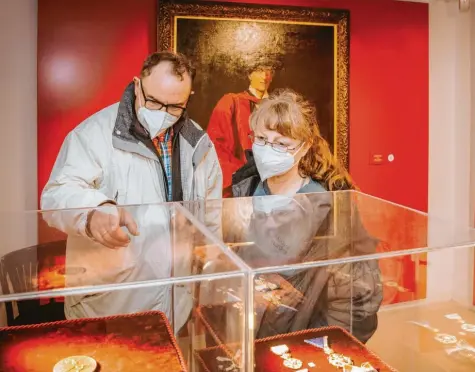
86,203,139,249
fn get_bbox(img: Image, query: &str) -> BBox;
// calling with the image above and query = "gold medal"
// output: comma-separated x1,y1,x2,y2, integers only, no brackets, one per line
283,358,303,370
53,355,97,372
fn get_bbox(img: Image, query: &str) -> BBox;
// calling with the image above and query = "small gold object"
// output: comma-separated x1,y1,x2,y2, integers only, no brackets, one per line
283,358,303,370
53,356,97,372
270,344,289,356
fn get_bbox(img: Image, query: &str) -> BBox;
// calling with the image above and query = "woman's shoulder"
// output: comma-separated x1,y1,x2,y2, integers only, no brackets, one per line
299,179,327,194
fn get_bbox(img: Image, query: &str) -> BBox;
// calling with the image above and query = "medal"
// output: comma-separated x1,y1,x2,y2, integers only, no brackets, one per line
461,323,475,333
270,344,289,356
283,358,303,370
53,356,97,372
435,333,458,344
304,336,333,355
328,353,353,368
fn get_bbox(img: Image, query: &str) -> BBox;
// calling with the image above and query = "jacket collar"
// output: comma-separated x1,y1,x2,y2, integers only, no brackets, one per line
112,82,204,150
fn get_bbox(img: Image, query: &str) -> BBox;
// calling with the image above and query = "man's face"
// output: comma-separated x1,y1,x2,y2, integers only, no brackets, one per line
248,68,273,93
134,61,192,115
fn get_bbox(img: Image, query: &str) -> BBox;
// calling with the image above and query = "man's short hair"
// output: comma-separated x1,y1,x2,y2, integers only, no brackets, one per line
140,51,196,82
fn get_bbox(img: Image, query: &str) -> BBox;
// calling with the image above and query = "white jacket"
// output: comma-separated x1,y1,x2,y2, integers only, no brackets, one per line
41,84,223,332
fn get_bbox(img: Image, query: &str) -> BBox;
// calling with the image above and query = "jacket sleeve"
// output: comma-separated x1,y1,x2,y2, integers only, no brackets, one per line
206,142,223,200
207,94,244,189
41,127,111,236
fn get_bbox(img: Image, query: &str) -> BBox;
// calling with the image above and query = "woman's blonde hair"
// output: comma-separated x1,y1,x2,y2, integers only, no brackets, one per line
249,89,355,190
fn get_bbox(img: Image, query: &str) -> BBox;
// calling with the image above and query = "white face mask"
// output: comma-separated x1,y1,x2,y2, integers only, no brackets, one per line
136,82,180,139
252,143,304,181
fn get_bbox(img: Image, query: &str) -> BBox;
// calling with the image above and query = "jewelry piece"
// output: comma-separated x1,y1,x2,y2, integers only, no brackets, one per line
461,323,475,333
342,364,378,372
323,337,333,355
435,333,458,344
283,358,303,370
304,336,326,349
216,356,239,372
53,356,97,372
445,313,463,320
328,353,353,368
263,292,282,306
308,362,316,367
304,336,333,355
271,344,289,356
360,362,378,371
281,353,292,360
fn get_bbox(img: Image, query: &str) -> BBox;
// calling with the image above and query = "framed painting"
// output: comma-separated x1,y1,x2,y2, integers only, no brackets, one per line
158,0,350,194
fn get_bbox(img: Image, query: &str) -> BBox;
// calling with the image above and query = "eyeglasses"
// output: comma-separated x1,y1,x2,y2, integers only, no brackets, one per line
140,79,187,117
249,134,302,154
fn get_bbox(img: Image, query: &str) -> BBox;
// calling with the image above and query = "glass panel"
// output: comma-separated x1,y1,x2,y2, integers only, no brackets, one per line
0,202,248,371
0,202,243,302
197,191,475,371
0,274,247,372
203,191,475,270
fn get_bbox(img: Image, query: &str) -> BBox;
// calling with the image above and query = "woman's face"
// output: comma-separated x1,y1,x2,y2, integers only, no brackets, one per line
253,120,303,155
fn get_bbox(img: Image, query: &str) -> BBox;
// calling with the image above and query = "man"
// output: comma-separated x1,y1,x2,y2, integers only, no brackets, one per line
207,64,273,196
41,51,222,331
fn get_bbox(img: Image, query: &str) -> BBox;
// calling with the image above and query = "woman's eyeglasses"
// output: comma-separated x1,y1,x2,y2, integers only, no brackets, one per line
249,134,302,154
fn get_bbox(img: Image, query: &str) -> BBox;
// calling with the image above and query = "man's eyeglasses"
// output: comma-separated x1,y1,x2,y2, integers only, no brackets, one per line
140,80,187,117
249,134,302,154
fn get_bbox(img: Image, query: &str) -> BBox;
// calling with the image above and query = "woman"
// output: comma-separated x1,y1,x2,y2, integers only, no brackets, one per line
232,89,355,197
226,89,382,343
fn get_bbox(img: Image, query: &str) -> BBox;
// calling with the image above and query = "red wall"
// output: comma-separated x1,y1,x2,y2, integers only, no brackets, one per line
38,0,429,211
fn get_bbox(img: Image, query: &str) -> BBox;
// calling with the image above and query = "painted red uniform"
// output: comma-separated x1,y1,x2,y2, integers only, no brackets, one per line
207,90,261,195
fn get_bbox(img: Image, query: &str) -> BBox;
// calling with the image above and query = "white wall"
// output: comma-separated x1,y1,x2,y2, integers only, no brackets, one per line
0,0,38,325
427,0,474,304
0,0,38,252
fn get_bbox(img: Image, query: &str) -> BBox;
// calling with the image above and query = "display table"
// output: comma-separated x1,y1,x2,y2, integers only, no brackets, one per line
195,326,397,372
0,311,187,372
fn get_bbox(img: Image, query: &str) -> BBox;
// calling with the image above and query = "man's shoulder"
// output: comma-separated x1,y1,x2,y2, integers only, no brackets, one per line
73,103,120,137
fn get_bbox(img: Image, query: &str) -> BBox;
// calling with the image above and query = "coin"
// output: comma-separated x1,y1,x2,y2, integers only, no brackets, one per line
53,355,97,372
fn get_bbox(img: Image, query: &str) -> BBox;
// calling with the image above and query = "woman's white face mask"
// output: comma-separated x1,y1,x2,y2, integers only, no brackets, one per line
136,81,180,139
252,142,305,181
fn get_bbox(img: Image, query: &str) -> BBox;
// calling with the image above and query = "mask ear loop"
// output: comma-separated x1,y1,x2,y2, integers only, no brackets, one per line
137,79,145,109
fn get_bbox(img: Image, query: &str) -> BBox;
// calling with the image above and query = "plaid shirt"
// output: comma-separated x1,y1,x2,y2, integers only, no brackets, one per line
152,128,173,201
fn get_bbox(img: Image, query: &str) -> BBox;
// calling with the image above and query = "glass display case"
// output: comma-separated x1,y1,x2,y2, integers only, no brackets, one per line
0,202,247,371
1,191,475,372
197,191,475,372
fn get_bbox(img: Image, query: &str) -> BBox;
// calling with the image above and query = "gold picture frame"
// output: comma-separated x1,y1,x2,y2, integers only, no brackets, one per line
157,0,350,170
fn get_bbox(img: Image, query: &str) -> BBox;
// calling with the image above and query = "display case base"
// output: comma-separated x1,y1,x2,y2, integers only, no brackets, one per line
195,326,397,372
0,310,187,372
